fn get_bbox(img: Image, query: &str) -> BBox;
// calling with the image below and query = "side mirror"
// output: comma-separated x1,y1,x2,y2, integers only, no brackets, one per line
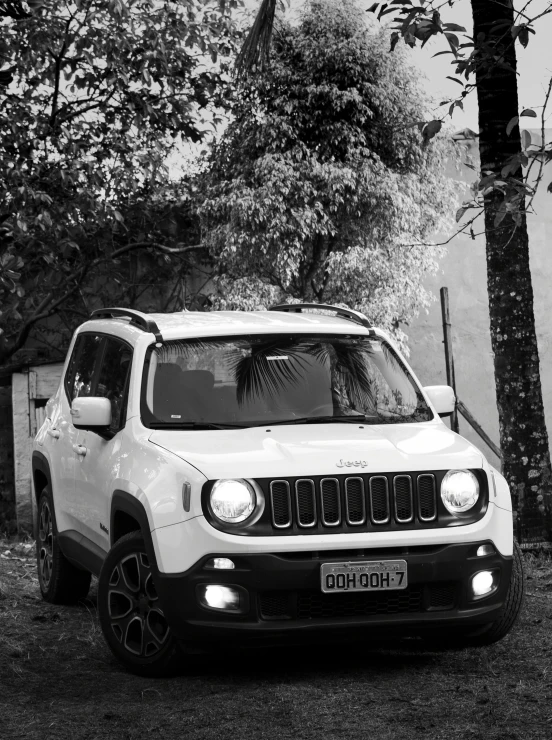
423,385,456,417
70,397,111,428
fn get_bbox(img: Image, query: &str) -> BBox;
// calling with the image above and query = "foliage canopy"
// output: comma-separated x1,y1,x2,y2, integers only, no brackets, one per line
0,0,241,363
199,0,458,348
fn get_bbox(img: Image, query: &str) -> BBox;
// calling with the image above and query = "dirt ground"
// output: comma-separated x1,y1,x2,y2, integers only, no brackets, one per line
0,541,551,740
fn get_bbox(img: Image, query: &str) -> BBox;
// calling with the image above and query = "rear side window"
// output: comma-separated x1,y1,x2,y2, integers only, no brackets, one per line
95,338,132,431
65,334,104,402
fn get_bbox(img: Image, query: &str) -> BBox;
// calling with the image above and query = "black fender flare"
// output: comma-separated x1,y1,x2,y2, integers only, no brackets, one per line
110,491,160,577
31,451,53,500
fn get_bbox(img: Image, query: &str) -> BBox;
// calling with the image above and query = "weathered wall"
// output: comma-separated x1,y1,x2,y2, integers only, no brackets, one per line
408,138,552,470
0,385,16,534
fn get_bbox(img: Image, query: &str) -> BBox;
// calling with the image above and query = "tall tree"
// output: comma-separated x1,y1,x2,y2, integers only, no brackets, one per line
238,0,552,541
201,0,457,349
0,0,241,364
471,0,552,542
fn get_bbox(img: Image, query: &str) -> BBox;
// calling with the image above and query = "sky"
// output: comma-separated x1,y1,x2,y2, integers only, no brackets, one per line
169,0,552,177
404,0,552,132
279,0,552,133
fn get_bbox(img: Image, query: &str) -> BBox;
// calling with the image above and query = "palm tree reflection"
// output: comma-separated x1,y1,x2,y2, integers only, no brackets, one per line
153,335,431,424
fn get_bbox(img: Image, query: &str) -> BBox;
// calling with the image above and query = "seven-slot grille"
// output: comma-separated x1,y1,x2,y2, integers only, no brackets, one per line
269,473,437,531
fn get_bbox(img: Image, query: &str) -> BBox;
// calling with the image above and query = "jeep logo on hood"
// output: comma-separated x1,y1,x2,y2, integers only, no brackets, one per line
336,459,367,469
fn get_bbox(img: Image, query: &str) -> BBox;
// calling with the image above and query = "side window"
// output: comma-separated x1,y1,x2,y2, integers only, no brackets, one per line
66,334,104,402
95,338,132,431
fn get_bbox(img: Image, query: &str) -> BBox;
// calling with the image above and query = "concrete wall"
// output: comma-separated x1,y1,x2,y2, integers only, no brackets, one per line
407,139,552,470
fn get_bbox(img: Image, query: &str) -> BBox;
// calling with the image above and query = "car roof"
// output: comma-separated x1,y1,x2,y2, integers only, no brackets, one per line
80,309,377,343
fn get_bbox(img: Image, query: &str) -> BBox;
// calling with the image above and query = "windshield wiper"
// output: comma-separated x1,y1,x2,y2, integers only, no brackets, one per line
261,414,366,426
149,421,248,430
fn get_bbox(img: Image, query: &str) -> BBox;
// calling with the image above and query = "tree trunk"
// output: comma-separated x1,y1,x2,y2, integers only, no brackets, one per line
472,0,552,542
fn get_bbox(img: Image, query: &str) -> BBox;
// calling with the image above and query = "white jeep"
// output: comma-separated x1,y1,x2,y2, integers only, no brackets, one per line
32,304,523,675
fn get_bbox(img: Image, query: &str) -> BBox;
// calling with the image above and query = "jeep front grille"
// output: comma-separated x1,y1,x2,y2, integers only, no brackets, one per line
203,469,487,535
296,479,316,527
266,472,437,533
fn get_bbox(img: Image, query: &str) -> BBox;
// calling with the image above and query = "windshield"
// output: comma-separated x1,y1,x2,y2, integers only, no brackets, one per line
141,333,433,428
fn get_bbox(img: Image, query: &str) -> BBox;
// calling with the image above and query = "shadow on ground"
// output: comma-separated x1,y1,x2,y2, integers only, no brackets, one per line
1,543,551,740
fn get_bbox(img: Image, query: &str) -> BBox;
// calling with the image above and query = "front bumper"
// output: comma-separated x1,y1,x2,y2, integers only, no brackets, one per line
156,541,512,647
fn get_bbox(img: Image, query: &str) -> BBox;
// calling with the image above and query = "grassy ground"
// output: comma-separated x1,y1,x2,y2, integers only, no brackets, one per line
1,542,551,740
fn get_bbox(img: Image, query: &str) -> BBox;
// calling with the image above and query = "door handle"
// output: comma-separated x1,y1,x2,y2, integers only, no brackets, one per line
47,429,60,439
72,444,87,457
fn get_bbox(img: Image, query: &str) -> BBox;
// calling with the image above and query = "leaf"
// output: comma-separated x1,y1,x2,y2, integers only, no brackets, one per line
520,108,537,118
455,206,467,222
512,24,531,47
422,119,442,144
390,32,400,52
446,76,464,86
521,130,532,150
366,2,379,12
445,33,460,52
548,182,552,194
494,206,507,227
506,116,519,136
443,23,466,32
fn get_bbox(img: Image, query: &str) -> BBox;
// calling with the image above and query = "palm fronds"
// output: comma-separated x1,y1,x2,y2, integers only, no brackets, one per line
235,0,277,77
227,340,311,406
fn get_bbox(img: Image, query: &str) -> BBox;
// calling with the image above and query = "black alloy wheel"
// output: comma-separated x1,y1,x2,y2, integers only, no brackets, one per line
37,496,54,589
36,486,91,604
98,531,180,676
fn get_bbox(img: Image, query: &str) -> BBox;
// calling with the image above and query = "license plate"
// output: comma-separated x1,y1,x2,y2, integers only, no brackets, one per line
320,560,408,594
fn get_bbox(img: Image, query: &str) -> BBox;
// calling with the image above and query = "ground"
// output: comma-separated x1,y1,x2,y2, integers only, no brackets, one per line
0,542,551,740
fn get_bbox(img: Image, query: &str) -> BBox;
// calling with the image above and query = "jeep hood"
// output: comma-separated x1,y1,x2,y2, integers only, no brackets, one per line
149,422,484,480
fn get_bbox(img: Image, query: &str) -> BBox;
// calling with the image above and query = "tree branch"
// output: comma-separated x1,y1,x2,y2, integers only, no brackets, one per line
110,241,205,259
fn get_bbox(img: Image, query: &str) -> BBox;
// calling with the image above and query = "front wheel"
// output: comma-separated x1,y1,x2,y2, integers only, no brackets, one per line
97,531,181,676
468,540,525,646
421,541,524,651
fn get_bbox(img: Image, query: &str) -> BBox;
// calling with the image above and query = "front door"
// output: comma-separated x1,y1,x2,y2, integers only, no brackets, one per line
73,337,132,551
57,333,105,532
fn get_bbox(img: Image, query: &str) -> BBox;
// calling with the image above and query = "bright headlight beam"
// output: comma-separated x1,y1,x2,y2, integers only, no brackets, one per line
210,479,256,523
441,470,480,515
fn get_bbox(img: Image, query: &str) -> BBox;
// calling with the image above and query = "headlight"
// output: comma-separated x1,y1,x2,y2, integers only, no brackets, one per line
441,469,480,514
210,479,256,523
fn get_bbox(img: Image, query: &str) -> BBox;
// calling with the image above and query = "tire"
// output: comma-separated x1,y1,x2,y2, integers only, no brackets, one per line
97,531,181,677
36,486,92,604
420,541,524,651
468,540,525,646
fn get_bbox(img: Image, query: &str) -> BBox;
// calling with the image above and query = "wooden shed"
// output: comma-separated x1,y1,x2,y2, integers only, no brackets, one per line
12,362,64,531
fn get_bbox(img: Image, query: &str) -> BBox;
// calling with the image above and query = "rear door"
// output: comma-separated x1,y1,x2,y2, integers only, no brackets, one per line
73,337,133,550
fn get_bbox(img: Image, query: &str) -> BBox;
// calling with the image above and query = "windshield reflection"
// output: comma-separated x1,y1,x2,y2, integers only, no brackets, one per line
141,334,432,428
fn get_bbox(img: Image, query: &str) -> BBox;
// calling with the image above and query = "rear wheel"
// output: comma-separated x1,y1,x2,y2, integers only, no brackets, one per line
36,486,91,604
97,531,180,676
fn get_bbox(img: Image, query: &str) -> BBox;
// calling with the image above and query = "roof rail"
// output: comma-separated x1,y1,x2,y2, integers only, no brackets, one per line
269,303,373,330
90,308,163,342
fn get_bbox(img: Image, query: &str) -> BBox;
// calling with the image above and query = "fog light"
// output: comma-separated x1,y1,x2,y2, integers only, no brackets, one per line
206,557,235,570
197,584,242,612
472,570,495,597
477,544,495,557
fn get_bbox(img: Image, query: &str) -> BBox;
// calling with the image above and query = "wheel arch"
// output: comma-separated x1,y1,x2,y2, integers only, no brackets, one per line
110,491,159,576
31,451,52,505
